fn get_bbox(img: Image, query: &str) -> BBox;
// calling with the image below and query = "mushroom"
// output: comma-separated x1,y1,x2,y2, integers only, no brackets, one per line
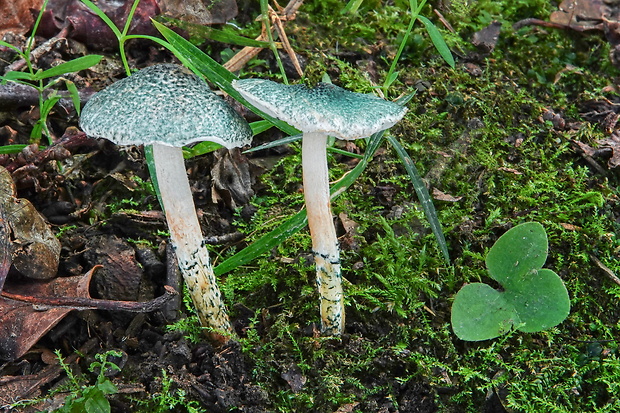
232,79,407,335
80,64,252,341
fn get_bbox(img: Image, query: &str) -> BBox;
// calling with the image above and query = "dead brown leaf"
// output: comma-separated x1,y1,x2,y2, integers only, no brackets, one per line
472,20,502,53
280,363,306,393
497,166,523,175
550,0,605,29
596,131,620,168
432,188,463,202
0,166,61,281
0,269,91,361
338,212,359,251
0,338,98,407
0,0,43,36
211,149,253,209
559,223,582,231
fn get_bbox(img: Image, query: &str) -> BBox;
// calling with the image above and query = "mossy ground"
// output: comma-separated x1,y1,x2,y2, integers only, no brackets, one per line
5,0,620,412
206,1,620,411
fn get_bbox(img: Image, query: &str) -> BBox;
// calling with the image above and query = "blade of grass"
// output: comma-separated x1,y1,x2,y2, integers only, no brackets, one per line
417,15,455,68
250,120,275,135
259,0,288,83
383,0,425,96
0,40,25,55
386,135,450,264
0,72,34,82
244,134,302,154
244,134,363,159
80,0,123,39
65,80,82,115
0,145,28,154
143,144,163,209
342,0,364,14
163,18,275,48
183,141,222,159
34,55,103,80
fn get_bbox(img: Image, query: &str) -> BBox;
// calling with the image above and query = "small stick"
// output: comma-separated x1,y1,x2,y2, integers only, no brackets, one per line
2,285,178,312
590,254,620,286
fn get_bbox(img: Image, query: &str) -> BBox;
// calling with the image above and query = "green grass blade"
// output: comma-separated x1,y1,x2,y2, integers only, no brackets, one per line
259,0,288,83
250,120,275,135
214,209,308,276
1,72,34,82
215,132,386,275
244,134,363,159
0,145,28,154
417,15,455,68
244,134,303,153
153,20,299,136
0,40,24,54
34,55,103,80
183,141,223,159
342,0,364,14
163,18,274,48
383,0,424,95
27,0,50,55
144,144,163,209
121,0,141,37
65,80,82,115
386,135,450,264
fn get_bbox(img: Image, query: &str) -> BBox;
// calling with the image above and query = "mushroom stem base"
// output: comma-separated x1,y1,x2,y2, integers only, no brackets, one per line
150,143,234,341
302,132,345,336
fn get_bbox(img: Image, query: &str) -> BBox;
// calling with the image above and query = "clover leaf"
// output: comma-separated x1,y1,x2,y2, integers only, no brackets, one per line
451,222,570,341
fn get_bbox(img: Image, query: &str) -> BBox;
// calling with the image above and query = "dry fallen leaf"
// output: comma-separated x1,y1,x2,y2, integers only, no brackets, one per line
0,0,43,36
497,166,523,175
472,20,502,53
0,269,92,361
211,149,253,209
0,166,61,280
596,132,620,168
338,212,360,251
550,0,605,29
432,188,463,202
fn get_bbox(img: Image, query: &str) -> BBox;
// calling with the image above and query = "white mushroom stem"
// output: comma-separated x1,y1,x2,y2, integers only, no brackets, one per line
302,132,344,336
150,142,234,341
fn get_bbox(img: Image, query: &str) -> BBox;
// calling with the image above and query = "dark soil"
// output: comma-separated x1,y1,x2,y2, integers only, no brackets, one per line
4,1,620,412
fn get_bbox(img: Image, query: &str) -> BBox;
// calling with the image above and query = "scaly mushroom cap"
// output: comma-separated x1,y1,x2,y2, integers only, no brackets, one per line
80,64,252,148
232,79,407,139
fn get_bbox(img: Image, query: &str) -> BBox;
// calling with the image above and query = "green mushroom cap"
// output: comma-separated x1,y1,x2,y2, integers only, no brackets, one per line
232,78,407,139
80,64,252,149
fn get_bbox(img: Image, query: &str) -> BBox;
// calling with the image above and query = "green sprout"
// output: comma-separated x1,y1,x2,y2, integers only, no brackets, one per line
0,0,102,142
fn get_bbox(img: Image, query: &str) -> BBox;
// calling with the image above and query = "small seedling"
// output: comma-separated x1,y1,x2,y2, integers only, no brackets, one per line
451,222,570,341
0,0,102,142
52,349,121,413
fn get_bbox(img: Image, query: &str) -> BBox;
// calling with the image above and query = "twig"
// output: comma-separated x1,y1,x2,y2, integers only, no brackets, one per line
223,0,304,73
1,285,179,312
269,5,303,77
590,254,620,286
0,83,95,111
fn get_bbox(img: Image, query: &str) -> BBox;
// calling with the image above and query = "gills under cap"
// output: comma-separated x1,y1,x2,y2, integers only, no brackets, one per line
80,64,252,149
232,78,407,139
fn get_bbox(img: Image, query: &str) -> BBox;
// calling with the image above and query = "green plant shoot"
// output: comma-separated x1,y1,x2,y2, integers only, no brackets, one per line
0,0,102,142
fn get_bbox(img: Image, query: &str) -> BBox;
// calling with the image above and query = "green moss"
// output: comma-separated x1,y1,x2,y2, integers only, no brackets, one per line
191,0,620,411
